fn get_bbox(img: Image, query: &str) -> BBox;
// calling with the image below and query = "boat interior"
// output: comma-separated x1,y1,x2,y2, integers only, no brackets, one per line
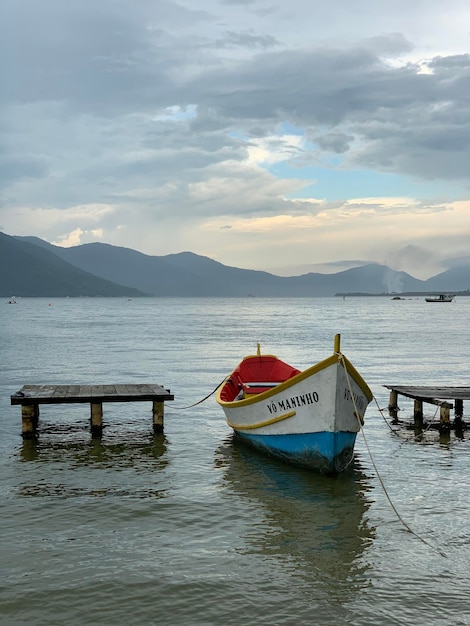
219,355,300,402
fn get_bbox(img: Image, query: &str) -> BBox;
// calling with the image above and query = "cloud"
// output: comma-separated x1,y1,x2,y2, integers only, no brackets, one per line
1,0,469,280
52,227,104,248
214,30,281,50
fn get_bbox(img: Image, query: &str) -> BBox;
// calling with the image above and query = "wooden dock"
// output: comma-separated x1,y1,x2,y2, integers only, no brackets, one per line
384,385,469,432
11,384,174,438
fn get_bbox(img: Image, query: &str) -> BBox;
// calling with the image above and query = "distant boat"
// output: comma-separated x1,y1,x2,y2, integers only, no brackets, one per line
425,294,455,303
216,334,373,474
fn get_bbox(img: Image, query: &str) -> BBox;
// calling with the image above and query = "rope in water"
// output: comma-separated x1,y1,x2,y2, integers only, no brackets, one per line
170,379,225,410
339,353,447,558
373,394,440,436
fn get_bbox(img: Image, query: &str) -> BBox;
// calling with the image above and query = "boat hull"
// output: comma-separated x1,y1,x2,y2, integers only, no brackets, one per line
234,430,358,473
217,351,372,474
425,294,454,302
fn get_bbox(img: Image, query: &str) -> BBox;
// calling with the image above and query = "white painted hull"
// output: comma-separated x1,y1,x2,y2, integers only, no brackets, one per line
217,352,372,473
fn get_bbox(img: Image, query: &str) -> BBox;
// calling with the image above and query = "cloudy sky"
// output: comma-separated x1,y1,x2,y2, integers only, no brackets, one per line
1,0,470,278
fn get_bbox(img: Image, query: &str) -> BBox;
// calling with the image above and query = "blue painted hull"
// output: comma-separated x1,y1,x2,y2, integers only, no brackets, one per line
234,430,358,474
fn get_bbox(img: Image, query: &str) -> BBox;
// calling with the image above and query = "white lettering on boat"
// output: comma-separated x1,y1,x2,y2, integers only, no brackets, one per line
266,391,319,414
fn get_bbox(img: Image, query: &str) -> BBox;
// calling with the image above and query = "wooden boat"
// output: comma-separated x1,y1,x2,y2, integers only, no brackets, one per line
425,294,454,303
216,335,373,474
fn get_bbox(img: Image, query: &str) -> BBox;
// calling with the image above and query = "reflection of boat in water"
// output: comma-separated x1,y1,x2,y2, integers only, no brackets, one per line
214,435,375,593
425,294,454,303
216,335,373,474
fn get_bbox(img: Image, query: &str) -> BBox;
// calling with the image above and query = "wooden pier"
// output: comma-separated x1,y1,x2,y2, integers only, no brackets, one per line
384,385,469,432
11,384,174,438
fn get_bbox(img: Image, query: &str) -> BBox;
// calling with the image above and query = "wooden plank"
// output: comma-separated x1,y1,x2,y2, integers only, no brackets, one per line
79,385,93,400
67,385,81,397
144,383,173,397
132,384,149,396
52,385,68,399
384,385,470,402
36,385,58,399
11,385,52,404
114,384,131,396
103,384,118,396
92,385,104,398
21,384,37,394
11,383,174,405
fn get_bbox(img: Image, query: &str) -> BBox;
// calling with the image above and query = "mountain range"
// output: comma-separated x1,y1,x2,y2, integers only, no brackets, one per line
1,231,469,297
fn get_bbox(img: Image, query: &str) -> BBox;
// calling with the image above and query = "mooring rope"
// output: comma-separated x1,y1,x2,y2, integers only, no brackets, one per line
373,392,439,437
170,379,225,410
373,396,398,432
339,353,447,558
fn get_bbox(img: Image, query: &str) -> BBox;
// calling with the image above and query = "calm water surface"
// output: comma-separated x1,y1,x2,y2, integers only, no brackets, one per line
1,297,469,625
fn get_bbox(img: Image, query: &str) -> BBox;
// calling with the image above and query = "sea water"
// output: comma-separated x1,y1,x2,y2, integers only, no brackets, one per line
1,297,469,626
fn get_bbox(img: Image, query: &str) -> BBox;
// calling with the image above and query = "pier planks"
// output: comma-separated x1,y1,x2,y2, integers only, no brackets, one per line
11,383,174,437
384,385,469,432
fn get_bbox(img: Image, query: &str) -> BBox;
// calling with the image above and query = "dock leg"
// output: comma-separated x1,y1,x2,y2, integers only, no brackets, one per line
388,390,399,422
153,401,164,433
413,399,423,427
90,402,103,437
439,402,452,433
21,404,39,438
454,399,464,436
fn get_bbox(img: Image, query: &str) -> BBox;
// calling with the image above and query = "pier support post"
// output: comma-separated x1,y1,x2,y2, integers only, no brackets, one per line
90,402,103,437
21,404,39,438
454,398,464,435
388,390,399,422
413,399,423,426
439,402,452,433
153,401,164,433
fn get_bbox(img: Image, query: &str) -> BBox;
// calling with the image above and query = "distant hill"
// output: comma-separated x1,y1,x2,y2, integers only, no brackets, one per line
5,232,470,297
0,232,146,297
423,266,470,292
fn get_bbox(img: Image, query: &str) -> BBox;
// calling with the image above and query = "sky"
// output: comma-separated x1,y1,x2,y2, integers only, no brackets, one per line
1,0,470,279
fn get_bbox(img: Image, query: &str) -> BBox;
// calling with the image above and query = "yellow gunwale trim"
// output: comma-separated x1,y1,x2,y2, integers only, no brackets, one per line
338,354,373,402
227,410,296,431
216,354,338,407
216,352,373,407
